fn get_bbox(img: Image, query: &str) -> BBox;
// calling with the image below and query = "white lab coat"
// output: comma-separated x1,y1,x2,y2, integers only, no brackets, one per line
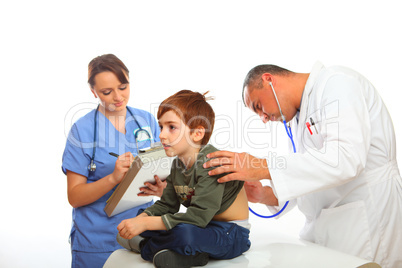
269,62,402,268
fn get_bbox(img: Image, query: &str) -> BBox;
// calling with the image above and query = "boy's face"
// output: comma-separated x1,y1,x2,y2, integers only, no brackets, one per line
158,110,199,158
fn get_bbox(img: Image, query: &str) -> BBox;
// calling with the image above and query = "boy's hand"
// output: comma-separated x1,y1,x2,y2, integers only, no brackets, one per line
138,175,167,197
117,217,147,239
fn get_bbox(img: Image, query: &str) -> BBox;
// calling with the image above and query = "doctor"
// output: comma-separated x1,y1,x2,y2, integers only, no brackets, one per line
204,62,402,268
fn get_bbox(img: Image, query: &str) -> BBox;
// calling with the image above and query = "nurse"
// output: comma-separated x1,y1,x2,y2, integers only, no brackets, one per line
62,54,166,268
204,62,402,268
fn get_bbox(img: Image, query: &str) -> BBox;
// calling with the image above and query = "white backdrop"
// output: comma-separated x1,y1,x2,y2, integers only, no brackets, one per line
0,1,401,267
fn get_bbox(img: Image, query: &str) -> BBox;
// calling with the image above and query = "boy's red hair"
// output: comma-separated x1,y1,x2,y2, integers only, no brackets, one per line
157,90,215,145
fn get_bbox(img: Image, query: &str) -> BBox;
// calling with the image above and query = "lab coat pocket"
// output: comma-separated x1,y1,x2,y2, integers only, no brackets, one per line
302,119,324,151
306,130,324,150
314,201,373,260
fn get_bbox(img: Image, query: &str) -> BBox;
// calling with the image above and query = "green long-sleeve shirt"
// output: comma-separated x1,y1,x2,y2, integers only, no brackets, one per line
144,144,244,230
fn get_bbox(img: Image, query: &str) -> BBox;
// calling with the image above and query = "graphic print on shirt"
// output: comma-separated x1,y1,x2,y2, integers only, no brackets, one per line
174,185,195,201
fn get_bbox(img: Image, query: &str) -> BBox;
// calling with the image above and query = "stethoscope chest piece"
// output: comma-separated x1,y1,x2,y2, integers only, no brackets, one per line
88,160,97,172
134,128,151,154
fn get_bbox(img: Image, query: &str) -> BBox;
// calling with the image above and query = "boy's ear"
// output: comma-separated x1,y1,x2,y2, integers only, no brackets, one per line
192,126,205,143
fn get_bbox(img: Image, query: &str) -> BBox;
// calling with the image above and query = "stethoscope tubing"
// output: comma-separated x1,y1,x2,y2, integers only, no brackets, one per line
88,105,151,172
248,82,295,219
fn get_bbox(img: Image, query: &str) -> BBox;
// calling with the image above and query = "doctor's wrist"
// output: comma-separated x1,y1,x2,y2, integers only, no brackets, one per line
257,158,271,180
261,186,279,206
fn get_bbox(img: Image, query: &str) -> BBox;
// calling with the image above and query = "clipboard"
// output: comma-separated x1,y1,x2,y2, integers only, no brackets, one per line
104,146,173,217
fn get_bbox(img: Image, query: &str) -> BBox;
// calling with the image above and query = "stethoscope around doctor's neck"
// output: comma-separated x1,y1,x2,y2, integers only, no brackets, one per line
88,105,151,172
249,82,296,219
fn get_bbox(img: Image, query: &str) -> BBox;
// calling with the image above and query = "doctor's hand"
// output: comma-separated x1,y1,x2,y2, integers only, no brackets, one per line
110,152,134,185
138,175,167,197
203,151,271,183
244,181,279,206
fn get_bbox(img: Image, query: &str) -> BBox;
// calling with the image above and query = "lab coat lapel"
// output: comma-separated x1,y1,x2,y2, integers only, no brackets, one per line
296,62,324,152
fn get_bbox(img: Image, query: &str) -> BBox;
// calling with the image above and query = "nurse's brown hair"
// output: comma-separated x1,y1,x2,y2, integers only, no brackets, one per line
88,54,129,88
157,90,215,145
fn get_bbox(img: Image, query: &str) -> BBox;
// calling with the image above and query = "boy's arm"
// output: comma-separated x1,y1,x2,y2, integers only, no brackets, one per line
117,213,166,239
117,174,179,239
144,174,180,216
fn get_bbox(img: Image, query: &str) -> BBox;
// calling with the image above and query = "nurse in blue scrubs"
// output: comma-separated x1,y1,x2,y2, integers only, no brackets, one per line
62,54,166,268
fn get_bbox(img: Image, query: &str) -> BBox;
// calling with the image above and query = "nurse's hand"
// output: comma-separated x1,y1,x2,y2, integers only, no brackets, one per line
110,152,134,184
138,175,167,197
203,151,271,183
244,181,278,206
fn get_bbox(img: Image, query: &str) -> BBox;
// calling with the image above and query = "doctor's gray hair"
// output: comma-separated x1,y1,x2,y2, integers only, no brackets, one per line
242,64,293,104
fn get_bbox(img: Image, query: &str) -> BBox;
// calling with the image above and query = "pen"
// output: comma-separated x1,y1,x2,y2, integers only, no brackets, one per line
109,152,119,158
310,117,318,134
306,122,313,135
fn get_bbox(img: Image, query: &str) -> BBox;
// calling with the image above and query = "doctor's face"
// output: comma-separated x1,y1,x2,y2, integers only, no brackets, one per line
244,84,284,123
91,71,130,114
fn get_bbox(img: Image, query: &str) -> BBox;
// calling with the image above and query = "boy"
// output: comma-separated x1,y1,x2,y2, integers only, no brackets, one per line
116,90,251,268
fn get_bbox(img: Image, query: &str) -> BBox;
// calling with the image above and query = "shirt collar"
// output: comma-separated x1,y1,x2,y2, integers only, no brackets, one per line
296,61,324,123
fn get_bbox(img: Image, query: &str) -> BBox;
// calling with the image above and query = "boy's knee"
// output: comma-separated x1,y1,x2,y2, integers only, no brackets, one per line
170,224,198,244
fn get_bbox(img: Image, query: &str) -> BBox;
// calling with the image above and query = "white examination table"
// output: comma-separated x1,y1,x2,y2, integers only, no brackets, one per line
104,214,380,268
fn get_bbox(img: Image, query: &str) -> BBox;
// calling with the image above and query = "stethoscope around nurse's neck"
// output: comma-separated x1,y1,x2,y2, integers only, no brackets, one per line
88,105,151,172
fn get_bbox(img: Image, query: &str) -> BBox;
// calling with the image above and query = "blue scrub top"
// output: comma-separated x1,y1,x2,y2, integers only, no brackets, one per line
62,106,160,252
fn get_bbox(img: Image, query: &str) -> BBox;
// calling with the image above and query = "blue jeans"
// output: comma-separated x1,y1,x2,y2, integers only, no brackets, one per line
139,221,251,261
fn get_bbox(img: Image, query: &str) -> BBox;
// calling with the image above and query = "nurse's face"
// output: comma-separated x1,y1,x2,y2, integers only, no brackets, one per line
91,71,130,114
244,83,284,123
